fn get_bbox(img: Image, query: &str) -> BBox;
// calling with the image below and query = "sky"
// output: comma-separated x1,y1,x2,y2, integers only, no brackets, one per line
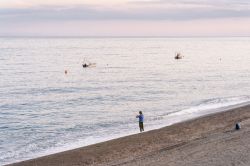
0,0,250,36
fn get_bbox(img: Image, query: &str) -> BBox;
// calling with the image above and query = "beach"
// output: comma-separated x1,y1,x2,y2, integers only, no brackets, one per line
1,37,250,165
1,0,250,164
8,104,250,166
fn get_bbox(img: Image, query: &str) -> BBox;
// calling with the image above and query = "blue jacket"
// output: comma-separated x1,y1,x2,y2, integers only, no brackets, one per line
137,114,144,122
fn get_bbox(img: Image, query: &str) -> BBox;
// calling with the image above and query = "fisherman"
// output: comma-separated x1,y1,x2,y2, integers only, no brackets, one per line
136,111,144,132
235,122,241,130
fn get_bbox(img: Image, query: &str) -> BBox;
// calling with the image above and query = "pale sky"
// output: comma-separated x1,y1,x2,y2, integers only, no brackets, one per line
1,0,250,36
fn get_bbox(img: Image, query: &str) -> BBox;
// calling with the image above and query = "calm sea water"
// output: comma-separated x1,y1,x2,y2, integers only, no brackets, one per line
0,37,250,165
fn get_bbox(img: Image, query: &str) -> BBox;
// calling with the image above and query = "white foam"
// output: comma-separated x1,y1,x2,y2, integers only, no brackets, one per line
4,96,250,165
147,96,250,131
173,96,250,116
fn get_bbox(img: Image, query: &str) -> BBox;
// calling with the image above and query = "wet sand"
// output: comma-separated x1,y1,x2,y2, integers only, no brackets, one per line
8,104,250,166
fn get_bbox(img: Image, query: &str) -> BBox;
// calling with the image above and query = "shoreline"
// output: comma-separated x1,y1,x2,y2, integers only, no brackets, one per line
8,104,250,166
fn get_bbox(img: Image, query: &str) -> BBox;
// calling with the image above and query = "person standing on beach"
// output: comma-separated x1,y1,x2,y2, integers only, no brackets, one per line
136,111,144,132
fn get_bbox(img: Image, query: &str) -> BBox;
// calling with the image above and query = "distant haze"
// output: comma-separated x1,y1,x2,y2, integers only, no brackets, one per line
1,0,250,36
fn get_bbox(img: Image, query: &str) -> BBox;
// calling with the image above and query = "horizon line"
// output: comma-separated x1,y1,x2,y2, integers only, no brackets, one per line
1,35,250,38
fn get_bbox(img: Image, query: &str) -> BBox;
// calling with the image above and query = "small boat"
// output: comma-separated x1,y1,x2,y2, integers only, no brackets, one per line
82,62,96,68
175,52,183,59
82,64,88,68
82,58,96,68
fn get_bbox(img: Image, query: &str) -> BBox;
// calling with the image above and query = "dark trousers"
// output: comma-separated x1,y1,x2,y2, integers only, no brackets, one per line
139,122,144,132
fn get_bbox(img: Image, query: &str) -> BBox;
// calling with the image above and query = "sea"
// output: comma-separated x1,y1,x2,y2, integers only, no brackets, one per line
0,37,250,165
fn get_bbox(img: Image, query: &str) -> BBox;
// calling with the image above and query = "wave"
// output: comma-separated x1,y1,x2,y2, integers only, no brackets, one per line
148,95,250,131
3,96,250,166
175,96,250,116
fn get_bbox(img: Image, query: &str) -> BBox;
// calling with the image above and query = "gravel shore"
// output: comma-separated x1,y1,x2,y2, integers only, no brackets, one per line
9,104,250,166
